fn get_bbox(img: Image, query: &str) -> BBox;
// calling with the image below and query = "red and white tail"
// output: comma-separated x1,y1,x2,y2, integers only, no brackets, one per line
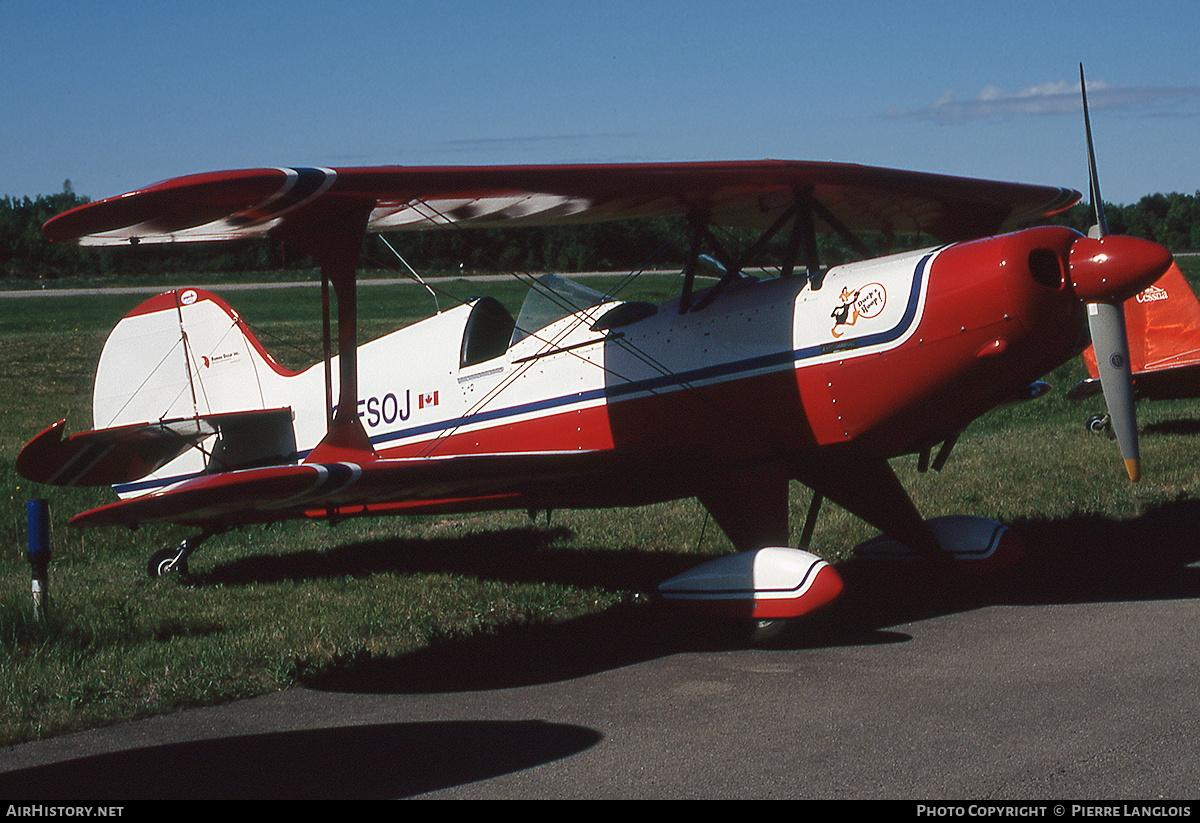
94,288,297,429
93,288,302,493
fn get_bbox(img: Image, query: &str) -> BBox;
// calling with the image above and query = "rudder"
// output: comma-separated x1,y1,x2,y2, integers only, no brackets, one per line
93,288,299,494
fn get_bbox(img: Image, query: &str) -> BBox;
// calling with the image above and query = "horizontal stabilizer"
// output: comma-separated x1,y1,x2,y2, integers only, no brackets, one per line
17,408,294,487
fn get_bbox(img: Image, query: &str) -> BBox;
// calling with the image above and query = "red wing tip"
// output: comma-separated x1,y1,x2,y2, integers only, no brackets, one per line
15,419,68,483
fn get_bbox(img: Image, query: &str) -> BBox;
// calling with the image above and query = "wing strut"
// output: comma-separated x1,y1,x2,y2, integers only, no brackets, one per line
791,444,944,562
801,194,823,286
680,190,830,312
811,197,871,262
693,198,809,310
678,212,706,313
782,187,823,289
676,188,844,311
321,272,333,428
279,200,379,463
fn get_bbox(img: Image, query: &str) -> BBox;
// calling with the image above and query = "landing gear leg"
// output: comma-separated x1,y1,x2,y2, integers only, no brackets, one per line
148,531,210,579
750,619,790,646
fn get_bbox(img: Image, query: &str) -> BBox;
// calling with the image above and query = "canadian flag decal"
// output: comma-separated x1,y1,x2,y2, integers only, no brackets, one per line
419,391,439,410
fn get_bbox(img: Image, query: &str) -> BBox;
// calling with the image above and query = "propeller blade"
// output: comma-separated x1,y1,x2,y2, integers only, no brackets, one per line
1080,63,1108,238
1079,63,1139,482
1086,302,1140,481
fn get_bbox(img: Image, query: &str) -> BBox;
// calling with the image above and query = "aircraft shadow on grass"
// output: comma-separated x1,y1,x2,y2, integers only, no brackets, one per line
1143,417,1200,436
10,504,1196,801
185,497,1200,696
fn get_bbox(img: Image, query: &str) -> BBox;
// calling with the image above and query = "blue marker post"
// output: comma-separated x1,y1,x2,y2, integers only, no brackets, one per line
26,499,50,621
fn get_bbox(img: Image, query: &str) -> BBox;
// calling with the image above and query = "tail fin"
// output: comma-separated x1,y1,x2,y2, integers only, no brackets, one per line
93,288,300,493
94,288,295,428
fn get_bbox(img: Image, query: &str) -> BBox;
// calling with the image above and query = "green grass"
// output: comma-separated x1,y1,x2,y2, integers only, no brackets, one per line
0,271,700,744
2,264,1200,746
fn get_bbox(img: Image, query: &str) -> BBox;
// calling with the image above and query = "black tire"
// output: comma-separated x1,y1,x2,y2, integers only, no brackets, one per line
148,548,188,579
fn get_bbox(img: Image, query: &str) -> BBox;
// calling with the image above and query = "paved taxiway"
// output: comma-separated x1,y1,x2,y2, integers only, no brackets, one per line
2,518,1199,800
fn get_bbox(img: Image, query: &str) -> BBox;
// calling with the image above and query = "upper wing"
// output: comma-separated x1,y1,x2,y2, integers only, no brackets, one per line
43,161,1080,247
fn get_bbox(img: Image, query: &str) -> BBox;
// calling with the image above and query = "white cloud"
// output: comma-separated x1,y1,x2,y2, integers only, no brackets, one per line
887,79,1200,123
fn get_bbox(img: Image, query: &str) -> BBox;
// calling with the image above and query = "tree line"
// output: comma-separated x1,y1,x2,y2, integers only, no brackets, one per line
4,180,1199,282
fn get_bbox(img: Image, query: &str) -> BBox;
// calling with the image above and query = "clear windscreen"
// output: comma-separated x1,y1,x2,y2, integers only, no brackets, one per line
510,273,611,346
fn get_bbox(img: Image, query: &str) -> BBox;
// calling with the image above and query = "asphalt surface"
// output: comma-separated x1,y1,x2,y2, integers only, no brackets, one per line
2,508,1200,800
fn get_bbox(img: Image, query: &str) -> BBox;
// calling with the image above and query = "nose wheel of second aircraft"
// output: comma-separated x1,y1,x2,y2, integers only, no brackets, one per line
1087,413,1112,435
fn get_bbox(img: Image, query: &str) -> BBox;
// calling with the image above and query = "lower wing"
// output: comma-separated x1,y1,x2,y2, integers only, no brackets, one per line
67,450,604,529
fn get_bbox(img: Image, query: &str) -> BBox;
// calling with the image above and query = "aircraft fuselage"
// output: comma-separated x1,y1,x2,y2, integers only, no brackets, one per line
322,226,1085,510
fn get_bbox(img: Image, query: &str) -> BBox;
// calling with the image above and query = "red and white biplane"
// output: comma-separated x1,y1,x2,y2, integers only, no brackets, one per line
16,74,1174,639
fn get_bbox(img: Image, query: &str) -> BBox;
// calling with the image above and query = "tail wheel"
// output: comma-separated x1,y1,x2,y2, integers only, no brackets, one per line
148,547,189,579
147,532,210,579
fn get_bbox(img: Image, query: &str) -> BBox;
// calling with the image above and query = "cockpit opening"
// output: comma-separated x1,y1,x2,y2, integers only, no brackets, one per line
460,296,515,368
460,273,620,367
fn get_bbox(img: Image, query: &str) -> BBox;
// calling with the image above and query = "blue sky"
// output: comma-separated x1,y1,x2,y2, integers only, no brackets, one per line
3,0,1198,206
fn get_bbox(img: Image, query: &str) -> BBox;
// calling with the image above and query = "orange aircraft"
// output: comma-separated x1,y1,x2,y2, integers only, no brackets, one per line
1071,261,1200,425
